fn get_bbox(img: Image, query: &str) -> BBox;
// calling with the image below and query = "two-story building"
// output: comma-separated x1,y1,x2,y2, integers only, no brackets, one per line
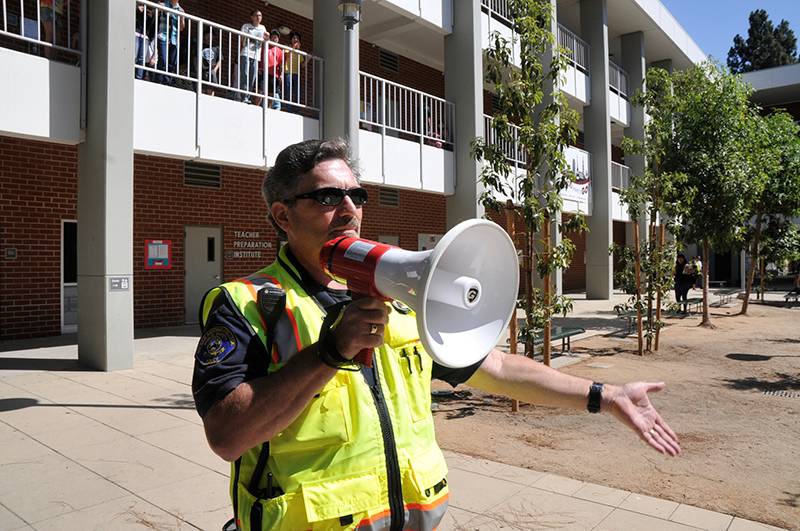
0,0,704,369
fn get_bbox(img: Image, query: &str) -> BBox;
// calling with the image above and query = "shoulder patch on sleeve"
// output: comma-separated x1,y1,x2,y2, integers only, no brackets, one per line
195,326,238,366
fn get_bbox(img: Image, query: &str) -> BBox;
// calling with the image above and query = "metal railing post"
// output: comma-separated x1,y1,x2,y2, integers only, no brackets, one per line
195,19,202,157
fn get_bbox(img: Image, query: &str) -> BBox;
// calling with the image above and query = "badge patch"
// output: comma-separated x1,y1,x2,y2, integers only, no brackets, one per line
391,300,412,314
196,326,237,366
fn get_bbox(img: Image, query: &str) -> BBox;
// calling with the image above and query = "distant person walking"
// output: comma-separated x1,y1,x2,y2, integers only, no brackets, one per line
674,253,694,313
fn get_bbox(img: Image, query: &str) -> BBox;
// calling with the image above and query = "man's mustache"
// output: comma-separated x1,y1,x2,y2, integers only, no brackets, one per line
330,218,359,231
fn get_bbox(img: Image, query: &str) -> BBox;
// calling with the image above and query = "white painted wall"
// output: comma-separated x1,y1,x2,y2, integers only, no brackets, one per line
480,11,520,68
635,0,706,64
612,190,631,221
560,64,590,105
609,90,629,126
0,48,81,144
133,81,320,168
358,129,454,194
380,0,454,32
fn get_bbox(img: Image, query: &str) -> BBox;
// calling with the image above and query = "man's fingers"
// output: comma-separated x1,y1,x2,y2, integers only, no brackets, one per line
646,381,666,393
656,418,681,450
653,424,681,455
642,429,669,456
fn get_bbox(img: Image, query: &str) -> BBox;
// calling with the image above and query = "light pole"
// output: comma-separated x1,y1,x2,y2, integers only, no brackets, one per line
339,0,362,154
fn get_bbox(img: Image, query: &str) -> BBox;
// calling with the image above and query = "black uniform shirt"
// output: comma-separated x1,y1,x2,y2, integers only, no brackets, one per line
191,248,486,418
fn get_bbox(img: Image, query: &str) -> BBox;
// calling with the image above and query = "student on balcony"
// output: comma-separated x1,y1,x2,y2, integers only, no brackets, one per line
264,29,283,110
39,0,64,59
237,10,267,105
155,0,185,85
283,31,304,107
200,32,221,97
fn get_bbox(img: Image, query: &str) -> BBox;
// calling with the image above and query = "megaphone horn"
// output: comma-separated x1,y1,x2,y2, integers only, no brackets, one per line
320,219,519,368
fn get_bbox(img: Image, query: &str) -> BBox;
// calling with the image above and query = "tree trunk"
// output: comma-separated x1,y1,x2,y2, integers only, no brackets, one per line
760,258,766,301
740,214,762,315
542,213,552,366
645,216,657,351
700,241,713,327
505,202,519,413
524,230,534,358
633,223,644,355
654,225,665,351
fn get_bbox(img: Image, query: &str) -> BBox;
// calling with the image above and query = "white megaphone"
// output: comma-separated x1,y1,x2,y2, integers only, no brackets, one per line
319,219,519,368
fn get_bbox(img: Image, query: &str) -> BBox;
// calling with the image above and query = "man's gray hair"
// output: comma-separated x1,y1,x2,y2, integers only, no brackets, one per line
262,138,360,238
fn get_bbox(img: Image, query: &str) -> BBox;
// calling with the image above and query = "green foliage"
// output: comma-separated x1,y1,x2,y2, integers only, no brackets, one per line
728,9,798,73
471,0,584,357
665,62,755,252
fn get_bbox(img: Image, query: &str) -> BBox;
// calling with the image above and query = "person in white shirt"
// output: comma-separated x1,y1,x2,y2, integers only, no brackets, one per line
238,10,267,104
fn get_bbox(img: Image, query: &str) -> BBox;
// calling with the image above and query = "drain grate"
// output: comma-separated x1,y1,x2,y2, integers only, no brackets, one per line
762,390,800,398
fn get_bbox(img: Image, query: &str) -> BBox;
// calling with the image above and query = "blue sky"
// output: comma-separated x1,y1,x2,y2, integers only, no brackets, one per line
659,0,799,63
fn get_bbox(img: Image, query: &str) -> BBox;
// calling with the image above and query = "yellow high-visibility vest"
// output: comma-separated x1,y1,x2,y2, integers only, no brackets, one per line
201,246,449,530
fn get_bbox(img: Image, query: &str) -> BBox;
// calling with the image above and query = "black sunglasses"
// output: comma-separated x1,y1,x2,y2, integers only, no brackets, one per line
290,187,368,207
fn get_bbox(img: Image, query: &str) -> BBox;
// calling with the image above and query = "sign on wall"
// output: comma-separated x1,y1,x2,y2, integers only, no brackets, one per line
226,230,273,259
144,239,172,270
418,233,443,251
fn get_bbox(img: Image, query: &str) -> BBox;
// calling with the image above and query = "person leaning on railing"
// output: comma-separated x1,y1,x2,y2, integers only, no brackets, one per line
156,0,185,85
283,31,304,106
39,0,64,58
200,31,221,97
263,29,284,110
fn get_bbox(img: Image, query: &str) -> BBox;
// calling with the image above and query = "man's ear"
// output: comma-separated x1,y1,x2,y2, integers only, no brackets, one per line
270,202,291,236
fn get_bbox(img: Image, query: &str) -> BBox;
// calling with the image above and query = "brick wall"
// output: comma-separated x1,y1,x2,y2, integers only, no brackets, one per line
1,138,447,339
133,154,275,329
0,137,78,339
562,214,586,292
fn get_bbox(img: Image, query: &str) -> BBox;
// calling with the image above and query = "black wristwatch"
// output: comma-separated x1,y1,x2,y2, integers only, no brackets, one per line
587,382,604,413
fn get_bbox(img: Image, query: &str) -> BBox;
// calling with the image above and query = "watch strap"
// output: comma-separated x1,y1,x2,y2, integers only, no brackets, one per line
587,382,603,413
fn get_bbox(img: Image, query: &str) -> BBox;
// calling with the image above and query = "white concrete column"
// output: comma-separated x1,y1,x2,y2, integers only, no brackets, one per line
581,0,613,299
314,0,360,156
77,1,135,370
444,0,484,228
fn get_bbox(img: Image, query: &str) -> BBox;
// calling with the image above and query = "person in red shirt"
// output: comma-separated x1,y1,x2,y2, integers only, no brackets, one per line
264,29,283,110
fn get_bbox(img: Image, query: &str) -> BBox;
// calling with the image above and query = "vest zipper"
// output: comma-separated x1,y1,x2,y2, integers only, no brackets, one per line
367,357,405,531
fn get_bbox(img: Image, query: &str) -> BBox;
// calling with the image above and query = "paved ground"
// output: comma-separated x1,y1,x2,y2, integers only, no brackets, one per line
0,294,788,530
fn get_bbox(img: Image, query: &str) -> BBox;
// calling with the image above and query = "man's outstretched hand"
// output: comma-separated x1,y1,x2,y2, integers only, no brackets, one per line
606,382,681,456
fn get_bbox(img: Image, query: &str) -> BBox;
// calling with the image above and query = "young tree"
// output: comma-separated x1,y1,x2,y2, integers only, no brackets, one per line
728,9,798,73
664,62,754,327
740,111,800,314
472,0,584,364
618,67,684,352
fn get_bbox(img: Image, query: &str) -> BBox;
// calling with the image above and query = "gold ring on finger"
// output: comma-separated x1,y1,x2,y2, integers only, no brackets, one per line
370,324,378,335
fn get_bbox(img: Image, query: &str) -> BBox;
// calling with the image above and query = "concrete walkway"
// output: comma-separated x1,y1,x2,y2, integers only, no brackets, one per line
0,328,786,531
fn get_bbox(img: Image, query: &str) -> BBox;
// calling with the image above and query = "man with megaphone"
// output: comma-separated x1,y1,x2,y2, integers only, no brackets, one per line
192,139,681,531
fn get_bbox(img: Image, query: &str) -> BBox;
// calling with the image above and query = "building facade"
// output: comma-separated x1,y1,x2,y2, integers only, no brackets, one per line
0,0,704,368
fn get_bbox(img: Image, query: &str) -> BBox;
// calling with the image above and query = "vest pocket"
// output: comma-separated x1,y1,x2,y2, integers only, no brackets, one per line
397,342,433,424
271,380,352,455
301,473,382,522
237,482,303,531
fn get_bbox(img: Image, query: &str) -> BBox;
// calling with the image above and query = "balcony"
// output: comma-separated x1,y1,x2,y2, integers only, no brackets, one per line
557,24,590,105
611,161,631,221
609,61,630,126
0,0,83,144
483,115,590,214
480,0,520,68
132,1,323,168
359,72,455,194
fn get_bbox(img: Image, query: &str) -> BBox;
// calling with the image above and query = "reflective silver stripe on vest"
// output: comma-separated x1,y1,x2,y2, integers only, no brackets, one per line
355,497,449,531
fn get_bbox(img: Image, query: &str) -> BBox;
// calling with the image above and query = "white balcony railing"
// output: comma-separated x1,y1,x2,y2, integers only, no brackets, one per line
612,161,630,190
483,114,526,167
0,0,83,62
609,61,629,99
133,0,322,114
481,0,514,26
557,24,589,73
360,72,454,149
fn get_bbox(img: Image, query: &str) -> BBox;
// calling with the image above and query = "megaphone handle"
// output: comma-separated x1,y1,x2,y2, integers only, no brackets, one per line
355,348,374,368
